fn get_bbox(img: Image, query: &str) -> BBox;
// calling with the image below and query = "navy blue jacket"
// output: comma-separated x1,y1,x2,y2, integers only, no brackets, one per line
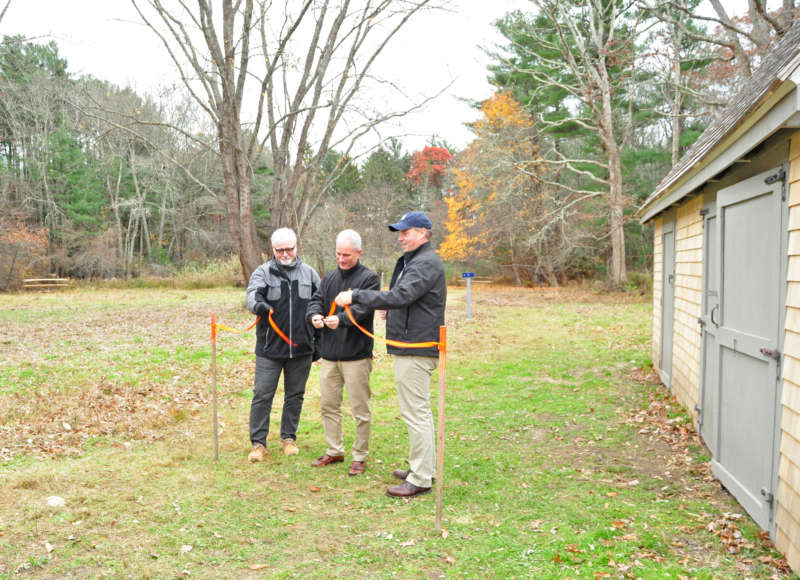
352,242,446,358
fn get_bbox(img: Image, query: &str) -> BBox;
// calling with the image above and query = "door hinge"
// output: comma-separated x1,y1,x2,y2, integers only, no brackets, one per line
697,317,706,327
760,348,783,380
699,208,709,216
760,487,775,506
760,347,780,361
765,168,787,201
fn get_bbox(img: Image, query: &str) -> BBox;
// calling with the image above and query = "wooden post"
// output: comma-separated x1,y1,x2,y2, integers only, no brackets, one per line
436,325,447,531
211,313,219,462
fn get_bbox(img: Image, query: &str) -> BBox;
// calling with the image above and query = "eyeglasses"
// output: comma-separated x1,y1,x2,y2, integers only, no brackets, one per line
273,246,296,254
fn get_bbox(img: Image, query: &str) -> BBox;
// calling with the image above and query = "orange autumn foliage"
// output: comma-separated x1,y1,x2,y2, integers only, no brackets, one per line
440,92,541,262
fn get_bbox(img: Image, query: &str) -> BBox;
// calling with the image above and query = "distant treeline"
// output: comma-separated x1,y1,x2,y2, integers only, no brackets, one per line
1,3,796,289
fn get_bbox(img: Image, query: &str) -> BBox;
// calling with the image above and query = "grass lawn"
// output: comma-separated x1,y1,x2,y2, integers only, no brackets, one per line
0,285,794,578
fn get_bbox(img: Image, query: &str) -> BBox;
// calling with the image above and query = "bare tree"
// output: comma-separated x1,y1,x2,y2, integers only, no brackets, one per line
645,0,798,80
0,1,10,24
132,0,434,281
499,0,640,284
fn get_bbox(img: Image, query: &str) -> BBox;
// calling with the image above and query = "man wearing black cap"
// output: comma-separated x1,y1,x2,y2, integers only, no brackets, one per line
335,211,446,498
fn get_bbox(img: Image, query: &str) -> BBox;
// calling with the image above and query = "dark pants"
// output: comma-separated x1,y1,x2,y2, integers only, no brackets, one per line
249,355,312,445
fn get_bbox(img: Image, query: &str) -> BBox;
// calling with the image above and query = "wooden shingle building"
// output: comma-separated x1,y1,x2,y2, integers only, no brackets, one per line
637,21,800,573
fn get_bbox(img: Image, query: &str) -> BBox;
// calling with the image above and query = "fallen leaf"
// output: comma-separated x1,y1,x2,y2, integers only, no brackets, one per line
309,486,320,492
44,542,54,553
565,544,583,553
444,554,456,565
400,540,415,547
611,520,627,529
180,544,193,554
441,528,449,539
249,564,269,570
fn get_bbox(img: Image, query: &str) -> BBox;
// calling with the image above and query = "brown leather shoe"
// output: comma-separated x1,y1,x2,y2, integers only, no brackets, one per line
348,461,366,476
392,469,411,480
386,480,431,498
311,453,344,467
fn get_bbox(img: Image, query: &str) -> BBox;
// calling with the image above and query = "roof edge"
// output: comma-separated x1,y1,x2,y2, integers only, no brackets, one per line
636,77,797,223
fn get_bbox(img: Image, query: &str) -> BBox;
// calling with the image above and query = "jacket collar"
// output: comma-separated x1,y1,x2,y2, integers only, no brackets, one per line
269,257,300,279
403,241,430,261
338,261,362,278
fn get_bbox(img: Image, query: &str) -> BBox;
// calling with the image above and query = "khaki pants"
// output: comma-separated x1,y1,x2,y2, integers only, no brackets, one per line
394,355,438,487
319,358,373,461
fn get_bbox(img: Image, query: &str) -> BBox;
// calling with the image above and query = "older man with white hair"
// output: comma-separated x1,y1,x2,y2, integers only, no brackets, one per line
245,227,320,461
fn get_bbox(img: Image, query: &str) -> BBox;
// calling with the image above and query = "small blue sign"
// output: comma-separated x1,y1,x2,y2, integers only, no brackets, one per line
462,272,475,278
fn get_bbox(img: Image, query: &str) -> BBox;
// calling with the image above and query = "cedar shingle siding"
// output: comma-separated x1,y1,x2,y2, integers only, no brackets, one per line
638,20,800,574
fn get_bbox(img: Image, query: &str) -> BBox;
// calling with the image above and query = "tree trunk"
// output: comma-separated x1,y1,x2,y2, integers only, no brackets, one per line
670,21,683,166
218,117,260,280
598,55,627,285
709,0,752,78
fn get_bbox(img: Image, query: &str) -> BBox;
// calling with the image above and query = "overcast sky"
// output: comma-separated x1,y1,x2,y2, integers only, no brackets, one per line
0,0,758,155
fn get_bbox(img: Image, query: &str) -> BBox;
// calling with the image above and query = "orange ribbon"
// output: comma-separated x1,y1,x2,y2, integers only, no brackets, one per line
211,308,297,347
268,308,297,346
340,302,440,349
213,317,260,334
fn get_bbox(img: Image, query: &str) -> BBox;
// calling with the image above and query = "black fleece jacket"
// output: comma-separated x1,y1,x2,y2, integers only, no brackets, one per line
306,262,380,361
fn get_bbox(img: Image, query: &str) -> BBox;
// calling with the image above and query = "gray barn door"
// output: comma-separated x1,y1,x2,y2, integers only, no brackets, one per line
659,219,676,387
698,205,718,447
708,166,787,531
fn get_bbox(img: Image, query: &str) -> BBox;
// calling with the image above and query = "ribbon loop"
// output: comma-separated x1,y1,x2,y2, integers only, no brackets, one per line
268,308,298,346
338,302,440,349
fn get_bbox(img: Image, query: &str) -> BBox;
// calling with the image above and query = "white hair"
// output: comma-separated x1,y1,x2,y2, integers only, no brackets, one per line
336,229,362,251
271,227,297,247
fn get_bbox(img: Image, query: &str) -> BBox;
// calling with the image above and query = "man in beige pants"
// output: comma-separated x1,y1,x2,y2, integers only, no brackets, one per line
307,230,380,475
336,212,446,498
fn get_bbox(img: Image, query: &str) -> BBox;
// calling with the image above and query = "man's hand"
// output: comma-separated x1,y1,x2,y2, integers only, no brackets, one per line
254,301,270,318
334,290,353,306
311,314,324,329
377,309,387,320
323,315,340,329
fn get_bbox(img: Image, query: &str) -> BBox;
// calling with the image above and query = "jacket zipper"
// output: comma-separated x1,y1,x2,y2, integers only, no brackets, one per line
288,279,293,359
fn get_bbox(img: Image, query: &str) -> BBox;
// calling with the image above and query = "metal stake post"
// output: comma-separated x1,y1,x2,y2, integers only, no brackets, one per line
466,277,472,320
462,272,474,320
